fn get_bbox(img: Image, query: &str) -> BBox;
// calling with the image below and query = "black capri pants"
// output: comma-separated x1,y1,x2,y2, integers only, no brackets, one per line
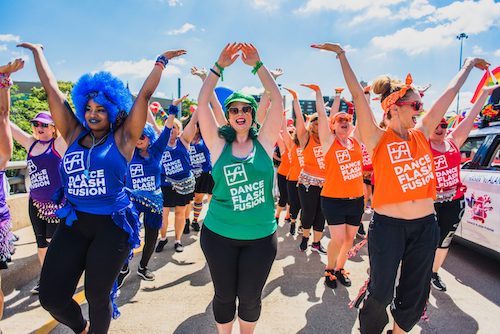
321,196,364,226
434,196,465,249
359,213,439,334
39,211,130,334
200,225,277,324
28,198,58,248
276,173,289,207
298,184,324,232
286,180,301,220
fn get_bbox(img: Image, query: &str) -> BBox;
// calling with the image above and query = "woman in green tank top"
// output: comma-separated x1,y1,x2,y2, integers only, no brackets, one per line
197,43,283,334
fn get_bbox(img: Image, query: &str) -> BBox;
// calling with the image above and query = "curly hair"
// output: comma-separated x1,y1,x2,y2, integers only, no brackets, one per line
71,71,133,129
142,123,158,145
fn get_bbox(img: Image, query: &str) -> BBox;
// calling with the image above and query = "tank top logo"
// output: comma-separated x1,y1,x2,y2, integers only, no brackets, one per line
130,164,144,177
63,152,85,174
27,160,37,174
189,146,207,165
313,146,325,169
223,163,248,186
130,164,155,191
297,148,304,167
28,160,51,189
336,149,351,164
434,155,448,171
387,142,413,164
161,151,172,162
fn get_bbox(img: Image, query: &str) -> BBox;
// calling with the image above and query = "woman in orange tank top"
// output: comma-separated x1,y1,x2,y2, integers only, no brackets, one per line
302,84,364,290
312,42,489,334
283,129,304,236
284,87,327,254
274,119,294,227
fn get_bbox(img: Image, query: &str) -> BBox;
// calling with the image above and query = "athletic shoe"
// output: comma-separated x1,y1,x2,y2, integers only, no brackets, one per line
137,266,155,281
297,226,303,234
174,242,184,253
191,221,201,232
290,222,296,236
155,238,168,253
357,224,366,238
117,266,130,289
183,219,191,234
31,281,40,295
299,237,309,252
364,206,373,214
431,272,447,291
324,269,337,289
311,242,327,255
335,268,352,287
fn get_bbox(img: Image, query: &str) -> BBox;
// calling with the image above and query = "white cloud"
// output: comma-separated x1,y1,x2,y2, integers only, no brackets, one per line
472,45,485,55
102,59,181,78
343,44,357,53
0,34,20,43
166,0,182,6
349,7,392,26
397,0,436,19
294,0,404,15
494,49,500,57
170,58,187,65
0,45,7,52
166,23,195,35
252,0,281,11
155,91,168,98
240,86,264,95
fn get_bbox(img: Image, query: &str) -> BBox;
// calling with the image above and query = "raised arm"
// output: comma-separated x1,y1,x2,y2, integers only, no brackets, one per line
191,66,227,126
0,59,24,168
302,84,333,153
256,68,283,125
312,43,382,152
450,84,499,148
117,49,187,160
9,121,34,151
197,43,240,159
329,88,342,121
280,112,293,151
240,44,283,156
418,57,489,138
284,87,308,148
17,43,82,143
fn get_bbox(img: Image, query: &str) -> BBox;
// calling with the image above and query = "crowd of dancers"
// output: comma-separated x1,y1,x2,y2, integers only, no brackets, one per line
0,41,495,334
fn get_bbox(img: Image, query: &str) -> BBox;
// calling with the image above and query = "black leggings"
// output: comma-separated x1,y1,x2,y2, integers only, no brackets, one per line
286,180,301,220
28,198,58,248
276,173,288,207
297,184,324,232
140,223,159,268
39,211,130,334
359,213,439,334
200,226,277,324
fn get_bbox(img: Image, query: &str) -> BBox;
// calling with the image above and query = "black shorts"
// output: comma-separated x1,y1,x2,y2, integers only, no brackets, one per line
28,198,58,248
321,196,364,226
434,196,465,248
161,186,194,207
195,171,214,195
277,173,288,207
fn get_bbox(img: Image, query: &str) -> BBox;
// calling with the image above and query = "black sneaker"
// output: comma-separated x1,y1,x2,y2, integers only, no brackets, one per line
335,268,352,287
299,237,309,252
311,242,327,255
357,224,366,238
297,226,303,234
31,281,40,295
324,269,337,289
290,222,296,236
183,219,191,234
155,238,168,253
191,221,200,232
137,266,155,281
431,272,447,291
117,266,130,289
174,242,184,253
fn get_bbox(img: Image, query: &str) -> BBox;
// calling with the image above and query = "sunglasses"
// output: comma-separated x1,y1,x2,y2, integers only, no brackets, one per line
438,123,448,129
139,134,146,140
336,116,352,123
395,101,423,111
31,121,51,128
228,106,253,115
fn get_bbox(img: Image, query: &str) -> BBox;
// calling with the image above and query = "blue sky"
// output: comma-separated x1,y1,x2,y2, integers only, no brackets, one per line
1,0,499,119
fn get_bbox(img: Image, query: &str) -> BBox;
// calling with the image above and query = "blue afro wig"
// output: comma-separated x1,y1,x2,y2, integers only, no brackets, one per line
71,71,133,129
142,123,158,144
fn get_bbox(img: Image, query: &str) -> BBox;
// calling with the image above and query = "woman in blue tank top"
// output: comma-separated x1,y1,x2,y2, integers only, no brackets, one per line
0,58,23,322
10,111,67,294
19,42,186,334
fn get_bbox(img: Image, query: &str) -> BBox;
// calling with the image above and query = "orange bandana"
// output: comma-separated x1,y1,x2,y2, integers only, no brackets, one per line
380,74,414,113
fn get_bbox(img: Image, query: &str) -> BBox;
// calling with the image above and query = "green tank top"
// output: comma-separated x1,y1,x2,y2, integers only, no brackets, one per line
204,139,276,240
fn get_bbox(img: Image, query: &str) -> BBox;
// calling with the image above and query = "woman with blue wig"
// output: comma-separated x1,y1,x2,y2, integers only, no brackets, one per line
197,43,283,334
18,42,186,334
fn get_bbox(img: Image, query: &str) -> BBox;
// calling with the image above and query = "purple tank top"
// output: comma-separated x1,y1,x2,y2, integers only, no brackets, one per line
0,171,10,222
27,139,63,202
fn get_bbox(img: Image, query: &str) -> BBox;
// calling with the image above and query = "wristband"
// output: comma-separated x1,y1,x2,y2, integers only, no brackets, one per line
0,73,13,89
210,68,220,78
168,104,179,116
214,62,224,81
153,106,168,122
155,55,169,70
251,61,263,75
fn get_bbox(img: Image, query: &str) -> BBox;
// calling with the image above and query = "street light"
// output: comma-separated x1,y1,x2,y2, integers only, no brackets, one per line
456,32,469,114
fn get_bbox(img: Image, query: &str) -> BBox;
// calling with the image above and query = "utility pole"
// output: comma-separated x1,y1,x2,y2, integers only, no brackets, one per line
456,32,468,114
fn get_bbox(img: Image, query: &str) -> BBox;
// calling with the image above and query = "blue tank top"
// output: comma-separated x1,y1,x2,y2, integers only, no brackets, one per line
160,138,192,186
189,138,212,175
60,131,130,214
127,126,170,191
27,139,63,202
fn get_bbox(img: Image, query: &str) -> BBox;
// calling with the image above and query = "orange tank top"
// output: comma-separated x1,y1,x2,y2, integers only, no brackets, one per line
302,136,326,178
372,128,436,209
287,145,304,181
277,147,291,176
321,137,364,198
